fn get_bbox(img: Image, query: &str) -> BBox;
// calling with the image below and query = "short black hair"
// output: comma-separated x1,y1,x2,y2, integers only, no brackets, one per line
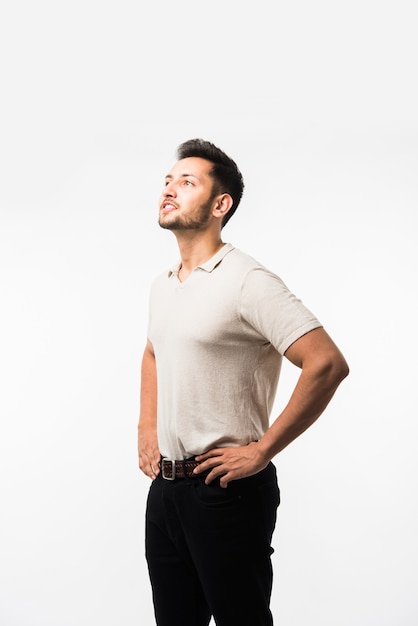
176,138,244,228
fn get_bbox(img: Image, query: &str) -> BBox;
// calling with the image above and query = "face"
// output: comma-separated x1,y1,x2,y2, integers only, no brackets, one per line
158,157,218,231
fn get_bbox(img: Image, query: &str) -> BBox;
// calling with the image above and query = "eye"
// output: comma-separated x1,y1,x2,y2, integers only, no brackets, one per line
183,180,193,186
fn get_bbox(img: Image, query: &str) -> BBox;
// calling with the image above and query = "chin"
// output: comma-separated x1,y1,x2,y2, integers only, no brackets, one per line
158,218,177,231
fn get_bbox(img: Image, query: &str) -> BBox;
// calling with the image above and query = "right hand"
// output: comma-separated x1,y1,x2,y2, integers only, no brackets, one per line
138,425,161,479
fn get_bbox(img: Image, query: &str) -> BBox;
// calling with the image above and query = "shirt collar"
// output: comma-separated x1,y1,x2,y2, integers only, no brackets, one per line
168,243,234,277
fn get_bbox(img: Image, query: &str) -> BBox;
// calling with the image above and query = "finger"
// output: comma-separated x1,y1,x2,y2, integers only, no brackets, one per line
206,468,234,487
150,462,160,478
139,465,153,479
194,456,224,475
203,463,231,485
139,453,159,479
219,474,232,488
195,448,224,462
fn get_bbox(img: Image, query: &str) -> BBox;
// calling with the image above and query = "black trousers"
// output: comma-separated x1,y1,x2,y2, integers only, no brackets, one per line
145,462,280,626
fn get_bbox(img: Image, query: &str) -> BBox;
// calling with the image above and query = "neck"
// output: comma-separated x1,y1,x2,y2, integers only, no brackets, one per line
174,230,225,275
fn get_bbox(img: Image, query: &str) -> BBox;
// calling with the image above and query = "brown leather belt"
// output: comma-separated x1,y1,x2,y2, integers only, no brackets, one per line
160,458,201,480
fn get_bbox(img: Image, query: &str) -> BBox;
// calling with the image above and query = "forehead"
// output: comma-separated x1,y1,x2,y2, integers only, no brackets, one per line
166,157,213,180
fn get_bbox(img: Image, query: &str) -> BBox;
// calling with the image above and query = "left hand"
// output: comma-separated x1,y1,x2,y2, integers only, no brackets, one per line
194,442,268,488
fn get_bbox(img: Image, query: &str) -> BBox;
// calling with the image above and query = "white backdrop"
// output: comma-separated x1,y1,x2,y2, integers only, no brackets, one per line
1,1,417,625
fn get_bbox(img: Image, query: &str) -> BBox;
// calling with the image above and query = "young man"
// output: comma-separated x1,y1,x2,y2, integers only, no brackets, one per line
138,139,349,626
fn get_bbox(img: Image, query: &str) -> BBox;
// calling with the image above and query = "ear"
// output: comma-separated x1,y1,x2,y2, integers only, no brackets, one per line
212,194,233,220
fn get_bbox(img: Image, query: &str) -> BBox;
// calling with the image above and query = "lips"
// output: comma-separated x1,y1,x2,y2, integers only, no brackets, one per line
161,202,177,214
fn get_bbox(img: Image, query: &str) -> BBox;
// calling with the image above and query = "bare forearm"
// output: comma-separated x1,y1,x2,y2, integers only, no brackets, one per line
139,342,157,425
138,340,160,478
195,328,349,487
259,353,349,460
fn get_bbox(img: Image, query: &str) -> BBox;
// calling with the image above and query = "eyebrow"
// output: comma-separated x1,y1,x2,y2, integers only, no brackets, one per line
165,173,200,181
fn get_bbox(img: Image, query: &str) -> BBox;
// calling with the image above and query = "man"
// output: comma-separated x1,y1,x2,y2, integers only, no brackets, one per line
138,138,349,626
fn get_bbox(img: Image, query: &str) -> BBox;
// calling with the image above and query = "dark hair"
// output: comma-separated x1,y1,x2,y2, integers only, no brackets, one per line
176,138,244,228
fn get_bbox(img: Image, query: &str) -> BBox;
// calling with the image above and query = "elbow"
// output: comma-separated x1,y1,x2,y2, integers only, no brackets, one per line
325,352,350,388
310,347,349,390
336,359,350,385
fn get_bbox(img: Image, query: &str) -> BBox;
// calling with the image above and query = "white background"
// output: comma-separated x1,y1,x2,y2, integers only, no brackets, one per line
1,1,417,624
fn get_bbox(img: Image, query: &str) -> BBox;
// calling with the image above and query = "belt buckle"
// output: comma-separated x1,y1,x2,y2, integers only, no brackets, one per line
162,459,176,481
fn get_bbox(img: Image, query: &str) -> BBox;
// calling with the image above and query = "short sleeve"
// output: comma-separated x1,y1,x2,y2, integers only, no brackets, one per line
239,267,323,355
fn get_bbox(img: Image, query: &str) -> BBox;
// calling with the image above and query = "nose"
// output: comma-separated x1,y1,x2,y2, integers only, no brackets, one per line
163,180,176,197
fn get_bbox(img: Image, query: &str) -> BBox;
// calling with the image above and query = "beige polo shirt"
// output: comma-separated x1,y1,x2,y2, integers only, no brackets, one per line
147,243,322,460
